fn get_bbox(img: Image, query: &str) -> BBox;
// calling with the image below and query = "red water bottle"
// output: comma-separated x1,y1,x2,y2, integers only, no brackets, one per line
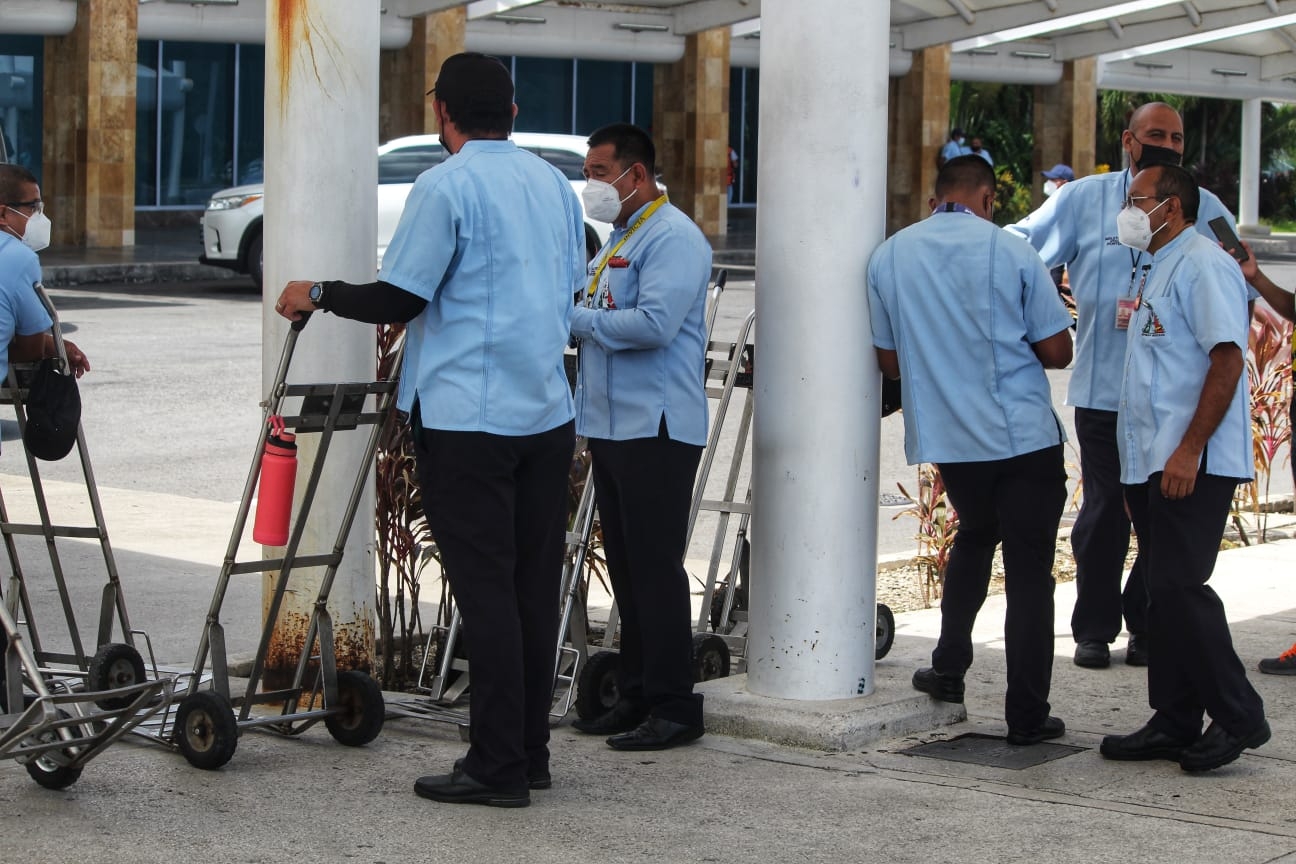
253,416,297,546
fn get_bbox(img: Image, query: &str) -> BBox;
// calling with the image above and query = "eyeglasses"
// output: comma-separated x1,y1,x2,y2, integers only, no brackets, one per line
1122,195,1164,210
4,200,43,216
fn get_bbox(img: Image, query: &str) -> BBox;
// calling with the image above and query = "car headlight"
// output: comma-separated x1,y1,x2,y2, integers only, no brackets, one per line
206,193,262,211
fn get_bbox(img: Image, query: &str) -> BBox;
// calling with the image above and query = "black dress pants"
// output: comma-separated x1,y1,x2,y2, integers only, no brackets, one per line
589,428,704,728
933,445,1066,732
413,419,575,788
1124,472,1265,740
1070,408,1149,643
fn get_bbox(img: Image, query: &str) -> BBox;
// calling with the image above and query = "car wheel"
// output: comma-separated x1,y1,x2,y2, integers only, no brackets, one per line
247,231,264,291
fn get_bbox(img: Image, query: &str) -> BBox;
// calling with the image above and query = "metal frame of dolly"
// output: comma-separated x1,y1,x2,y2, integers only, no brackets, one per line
0,282,172,788
159,316,392,769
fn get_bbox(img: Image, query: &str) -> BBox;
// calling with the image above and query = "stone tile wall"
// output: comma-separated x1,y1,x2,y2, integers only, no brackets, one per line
886,46,950,236
379,8,464,142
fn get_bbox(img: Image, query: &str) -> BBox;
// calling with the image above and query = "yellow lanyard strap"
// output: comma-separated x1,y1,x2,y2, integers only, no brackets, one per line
585,194,669,300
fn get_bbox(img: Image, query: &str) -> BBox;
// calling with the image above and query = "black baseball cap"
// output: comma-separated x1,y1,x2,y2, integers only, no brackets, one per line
427,52,514,122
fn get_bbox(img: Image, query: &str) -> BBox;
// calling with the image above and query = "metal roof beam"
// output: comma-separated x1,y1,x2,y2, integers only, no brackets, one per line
899,0,1156,51
673,0,761,35
386,0,468,17
1054,0,1296,60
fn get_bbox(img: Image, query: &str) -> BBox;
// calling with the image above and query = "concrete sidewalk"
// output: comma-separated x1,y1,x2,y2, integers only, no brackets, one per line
3,470,1296,863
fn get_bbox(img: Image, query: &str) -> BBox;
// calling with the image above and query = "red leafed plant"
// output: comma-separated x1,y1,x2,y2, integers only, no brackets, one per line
1234,306,1292,545
896,464,960,607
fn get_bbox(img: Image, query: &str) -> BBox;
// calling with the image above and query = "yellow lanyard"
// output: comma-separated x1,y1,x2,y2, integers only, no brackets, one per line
585,194,669,300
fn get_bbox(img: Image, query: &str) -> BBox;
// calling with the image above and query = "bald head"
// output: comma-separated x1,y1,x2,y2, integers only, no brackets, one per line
1123,102,1184,174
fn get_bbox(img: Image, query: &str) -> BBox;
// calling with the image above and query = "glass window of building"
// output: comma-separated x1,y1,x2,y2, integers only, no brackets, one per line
0,36,43,180
575,60,632,137
513,57,574,133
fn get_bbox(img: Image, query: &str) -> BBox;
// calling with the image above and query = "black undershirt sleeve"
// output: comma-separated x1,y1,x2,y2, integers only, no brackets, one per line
317,279,427,324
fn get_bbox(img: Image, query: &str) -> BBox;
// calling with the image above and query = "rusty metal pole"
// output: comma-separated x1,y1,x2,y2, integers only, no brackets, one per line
261,0,380,687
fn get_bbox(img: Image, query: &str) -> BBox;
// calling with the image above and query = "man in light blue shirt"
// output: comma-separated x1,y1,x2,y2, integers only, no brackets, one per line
938,128,966,168
277,53,582,808
1099,164,1267,772
968,136,993,167
869,155,1073,746
1007,102,1239,671
568,123,711,752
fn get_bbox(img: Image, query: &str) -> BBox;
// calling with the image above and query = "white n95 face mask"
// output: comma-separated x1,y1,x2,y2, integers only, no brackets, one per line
581,165,634,223
1116,199,1167,252
20,211,51,253
1043,180,1059,197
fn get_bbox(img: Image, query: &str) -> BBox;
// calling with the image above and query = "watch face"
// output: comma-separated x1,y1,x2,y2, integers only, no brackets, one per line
310,283,322,302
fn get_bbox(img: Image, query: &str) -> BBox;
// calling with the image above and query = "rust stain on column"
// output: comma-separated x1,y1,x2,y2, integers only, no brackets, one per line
274,0,313,106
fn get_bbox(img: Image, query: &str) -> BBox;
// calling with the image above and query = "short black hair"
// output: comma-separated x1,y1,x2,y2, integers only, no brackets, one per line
1146,163,1199,223
0,163,37,205
934,154,995,199
586,123,656,177
431,52,514,138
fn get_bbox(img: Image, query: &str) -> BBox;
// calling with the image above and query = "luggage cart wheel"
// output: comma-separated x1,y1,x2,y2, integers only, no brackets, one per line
175,691,238,770
24,710,85,790
87,642,147,710
574,650,621,722
691,633,731,683
325,670,385,747
875,604,895,660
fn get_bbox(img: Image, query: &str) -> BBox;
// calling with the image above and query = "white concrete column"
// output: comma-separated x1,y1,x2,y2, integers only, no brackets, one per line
262,0,380,677
1239,97,1266,235
747,0,887,700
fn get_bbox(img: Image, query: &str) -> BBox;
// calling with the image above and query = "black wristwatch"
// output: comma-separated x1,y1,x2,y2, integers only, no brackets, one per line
308,281,325,309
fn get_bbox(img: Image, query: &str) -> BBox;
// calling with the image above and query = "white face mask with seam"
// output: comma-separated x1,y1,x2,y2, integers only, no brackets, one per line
1116,198,1168,252
1043,179,1060,197
581,165,634,223
6,207,50,253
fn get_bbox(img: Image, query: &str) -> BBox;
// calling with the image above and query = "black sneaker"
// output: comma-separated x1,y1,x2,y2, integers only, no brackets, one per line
1258,642,1296,675
911,667,964,703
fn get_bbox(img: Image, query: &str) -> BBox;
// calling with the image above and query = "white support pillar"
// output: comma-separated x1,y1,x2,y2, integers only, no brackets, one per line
747,0,887,700
1239,97,1266,235
262,0,380,679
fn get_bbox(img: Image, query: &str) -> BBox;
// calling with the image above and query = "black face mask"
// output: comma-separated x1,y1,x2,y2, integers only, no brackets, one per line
1134,139,1182,170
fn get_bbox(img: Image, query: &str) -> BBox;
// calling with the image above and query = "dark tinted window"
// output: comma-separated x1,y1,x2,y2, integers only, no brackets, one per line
524,147,586,181
379,144,447,184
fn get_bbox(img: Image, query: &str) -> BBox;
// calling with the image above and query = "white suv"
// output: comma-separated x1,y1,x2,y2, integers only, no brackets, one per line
199,132,612,289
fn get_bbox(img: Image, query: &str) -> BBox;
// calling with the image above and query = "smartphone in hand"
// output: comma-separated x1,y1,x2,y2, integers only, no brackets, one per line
1209,216,1250,264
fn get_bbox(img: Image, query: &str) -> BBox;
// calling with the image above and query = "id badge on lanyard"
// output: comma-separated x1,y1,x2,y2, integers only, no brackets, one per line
1116,264,1151,330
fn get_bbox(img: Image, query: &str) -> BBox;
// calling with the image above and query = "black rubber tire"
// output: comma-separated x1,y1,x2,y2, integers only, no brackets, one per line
88,642,147,711
875,603,895,660
247,230,264,290
691,632,731,682
325,670,385,747
574,650,621,722
174,690,238,770
24,710,84,790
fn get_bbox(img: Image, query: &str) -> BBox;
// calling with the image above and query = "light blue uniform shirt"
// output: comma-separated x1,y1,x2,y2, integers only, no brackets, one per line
867,210,1072,465
570,199,711,445
379,139,582,436
0,233,52,382
1007,168,1239,412
939,140,966,163
1116,230,1252,485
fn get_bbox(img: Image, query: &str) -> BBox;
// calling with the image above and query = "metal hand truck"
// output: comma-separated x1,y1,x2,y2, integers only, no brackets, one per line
155,316,392,769
0,282,172,787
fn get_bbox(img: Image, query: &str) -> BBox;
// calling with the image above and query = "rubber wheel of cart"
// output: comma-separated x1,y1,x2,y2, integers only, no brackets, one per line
24,710,84,790
691,633,731,682
88,642,147,710
574,650,621,722
175,691,238,770
325,670,385,747
875,603,895,660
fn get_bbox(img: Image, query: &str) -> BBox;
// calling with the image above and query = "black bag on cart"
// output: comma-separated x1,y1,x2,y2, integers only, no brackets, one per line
23,358,80,461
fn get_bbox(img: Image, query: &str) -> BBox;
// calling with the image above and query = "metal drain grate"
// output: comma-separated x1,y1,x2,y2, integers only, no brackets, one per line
902,733,1087,769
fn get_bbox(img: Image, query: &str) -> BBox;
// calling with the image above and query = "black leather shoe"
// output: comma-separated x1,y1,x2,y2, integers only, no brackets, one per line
1180,719,1270,772
1100,723,1196,761
606,716,704,751
571,700,647,736
911,667,964,703
1125,634,1149,667
413,769,530,808
1074,640,1111,668
452,757,551,791
1006,716,1065,746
